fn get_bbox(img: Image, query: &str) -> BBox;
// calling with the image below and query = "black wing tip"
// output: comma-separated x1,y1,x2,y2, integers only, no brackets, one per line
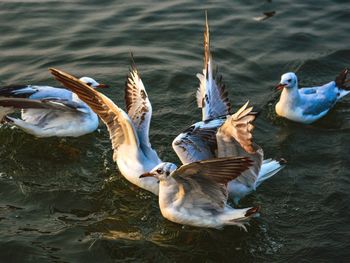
279,158,287,165
245,206,261,217
335,68,350,90
129,52,136,66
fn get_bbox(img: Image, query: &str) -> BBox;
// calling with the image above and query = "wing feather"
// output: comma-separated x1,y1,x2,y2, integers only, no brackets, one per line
0,97,85,112
172,118,225,164
171,157,252,210
124,58,160,163
196,13,231,121
49,68,139,160
216,102,263,186
125,60,152,147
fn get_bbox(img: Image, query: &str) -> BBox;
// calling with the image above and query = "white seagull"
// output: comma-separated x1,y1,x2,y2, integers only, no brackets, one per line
140,157,260,229
275,69,350,124
172,14,285,204
0,76,108,137
50,65,162,195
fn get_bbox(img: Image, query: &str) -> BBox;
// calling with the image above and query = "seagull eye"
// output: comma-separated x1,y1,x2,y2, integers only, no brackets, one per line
287,79,292,83
156,168,162,174
86,82,92,86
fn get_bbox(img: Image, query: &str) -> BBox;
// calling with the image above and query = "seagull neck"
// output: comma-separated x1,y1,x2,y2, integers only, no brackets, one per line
281,85,300,105
158,179,179,208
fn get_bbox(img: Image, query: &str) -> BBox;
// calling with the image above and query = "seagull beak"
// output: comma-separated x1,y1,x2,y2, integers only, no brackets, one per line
275,83,287,91
139,172,154,178
96,83,109,89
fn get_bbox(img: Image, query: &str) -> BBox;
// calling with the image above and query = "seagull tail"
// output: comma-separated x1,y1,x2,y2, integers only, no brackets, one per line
255,158,286,188
0,106,15,123
335,68,350,90
222,206,260,231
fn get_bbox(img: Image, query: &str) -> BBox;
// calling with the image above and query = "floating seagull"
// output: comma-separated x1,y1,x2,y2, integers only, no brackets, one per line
0,77,108,137
140,157,260,229
173,14,285,204
275,70,350,124
50,65,162,195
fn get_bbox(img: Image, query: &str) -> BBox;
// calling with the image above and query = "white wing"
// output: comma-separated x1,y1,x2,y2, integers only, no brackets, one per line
196,13,231,121
172,118,225,164
124,60,160,163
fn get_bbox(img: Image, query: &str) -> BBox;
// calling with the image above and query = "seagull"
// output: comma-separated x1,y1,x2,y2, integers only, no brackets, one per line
50,65,162,195
50,63,278,201
275,69,350,124
0,76,108,137
172,13,285,204
140,157,260,229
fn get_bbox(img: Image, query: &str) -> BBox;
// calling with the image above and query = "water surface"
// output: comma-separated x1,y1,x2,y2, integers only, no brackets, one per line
1,0,350,262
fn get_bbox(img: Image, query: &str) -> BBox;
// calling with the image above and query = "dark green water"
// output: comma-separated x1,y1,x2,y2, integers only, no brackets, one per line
1,0,350,262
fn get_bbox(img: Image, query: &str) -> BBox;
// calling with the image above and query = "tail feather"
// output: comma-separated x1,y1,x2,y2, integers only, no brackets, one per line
335,68,350,90
223,206,260,231
255,158,286,188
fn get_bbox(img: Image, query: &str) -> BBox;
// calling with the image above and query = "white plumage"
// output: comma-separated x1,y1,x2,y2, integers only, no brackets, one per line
173,14,285,204
140,157,260,229
275,70,350,124
0,76,106,137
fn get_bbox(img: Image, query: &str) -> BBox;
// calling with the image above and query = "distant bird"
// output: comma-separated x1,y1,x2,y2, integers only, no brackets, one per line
275,69,350,124
0,77,108,137
172,13,285,204
140,157,260,229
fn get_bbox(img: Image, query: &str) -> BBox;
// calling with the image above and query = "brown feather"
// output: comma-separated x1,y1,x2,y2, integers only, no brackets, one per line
49,68,139,159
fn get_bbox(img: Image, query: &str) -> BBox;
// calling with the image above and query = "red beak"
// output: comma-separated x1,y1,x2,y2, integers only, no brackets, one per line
96,83,109,89
275,83,287,91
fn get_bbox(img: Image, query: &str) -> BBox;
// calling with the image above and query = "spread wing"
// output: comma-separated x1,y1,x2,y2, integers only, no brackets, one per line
124,58,160,163
125,60,152,148
216,101,257,154
171,157,252,211
172,117,225,164
196,12,231,121
49,68,139,160
216,102,263,186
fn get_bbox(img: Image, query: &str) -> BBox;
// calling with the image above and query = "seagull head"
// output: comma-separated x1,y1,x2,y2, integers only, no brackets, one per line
79,76,109,89
139,162,177,181
276,72,298,91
